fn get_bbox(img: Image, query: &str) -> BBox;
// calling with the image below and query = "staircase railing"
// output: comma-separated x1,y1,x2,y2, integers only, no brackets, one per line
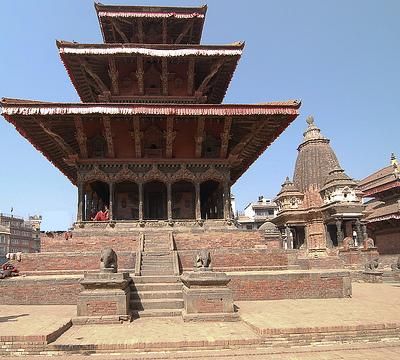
169,231,180,276
135,232,144,276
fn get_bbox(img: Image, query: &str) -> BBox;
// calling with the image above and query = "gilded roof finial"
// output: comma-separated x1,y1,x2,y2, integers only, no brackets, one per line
391,152,397,165
306,115,314,125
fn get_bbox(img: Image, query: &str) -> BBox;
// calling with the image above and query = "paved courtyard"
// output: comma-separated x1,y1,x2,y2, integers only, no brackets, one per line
0,283,399,358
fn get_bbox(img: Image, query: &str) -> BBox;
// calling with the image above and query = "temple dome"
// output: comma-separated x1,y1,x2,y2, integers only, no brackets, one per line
293,116,340,193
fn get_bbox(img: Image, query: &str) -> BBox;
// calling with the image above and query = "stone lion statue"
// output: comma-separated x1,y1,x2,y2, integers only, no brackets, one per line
100,248,118,273
194,249,211,271
391,256,400,271
364,258,379,272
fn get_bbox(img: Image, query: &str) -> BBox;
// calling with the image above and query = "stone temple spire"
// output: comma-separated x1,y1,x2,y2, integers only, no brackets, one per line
301,115,326,143
293,116,340,194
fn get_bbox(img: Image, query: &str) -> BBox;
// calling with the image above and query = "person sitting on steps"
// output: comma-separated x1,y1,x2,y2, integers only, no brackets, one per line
92,205,110,221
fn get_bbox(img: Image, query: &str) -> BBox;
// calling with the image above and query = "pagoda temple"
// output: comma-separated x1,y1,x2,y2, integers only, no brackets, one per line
1,3,300,228
0,4,355,316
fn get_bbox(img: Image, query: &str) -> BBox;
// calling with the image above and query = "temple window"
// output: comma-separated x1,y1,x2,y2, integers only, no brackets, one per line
89,135,107,158
202,134,220,158
143,124,163,157
200,180,223,219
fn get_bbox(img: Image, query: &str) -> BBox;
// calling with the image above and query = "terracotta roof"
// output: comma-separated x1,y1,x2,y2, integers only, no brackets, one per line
56,41,244,104
358,164,400,196
293,116,340,193
0,98,300,185
94,3,207,44
365,198,400,222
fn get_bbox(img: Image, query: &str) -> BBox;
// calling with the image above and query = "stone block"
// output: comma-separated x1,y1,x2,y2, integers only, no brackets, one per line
362,271,383,283
77,272,132,318
180,271,238,321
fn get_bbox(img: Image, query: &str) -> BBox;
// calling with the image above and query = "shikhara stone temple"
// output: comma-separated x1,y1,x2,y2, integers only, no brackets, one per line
0,3,395,321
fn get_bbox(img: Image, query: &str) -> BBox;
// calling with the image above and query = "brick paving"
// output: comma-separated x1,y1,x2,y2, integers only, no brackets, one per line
0,283,399,357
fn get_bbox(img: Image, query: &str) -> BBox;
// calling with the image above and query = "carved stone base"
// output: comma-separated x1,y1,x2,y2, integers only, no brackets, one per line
362,270,383,283
181,271,238,322
77,272,132,318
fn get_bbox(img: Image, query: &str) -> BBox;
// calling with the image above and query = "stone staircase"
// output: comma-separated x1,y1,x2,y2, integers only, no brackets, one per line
130,232,183,317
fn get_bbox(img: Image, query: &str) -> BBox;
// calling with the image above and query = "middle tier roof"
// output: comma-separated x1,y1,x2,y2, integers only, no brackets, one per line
57,41,244,104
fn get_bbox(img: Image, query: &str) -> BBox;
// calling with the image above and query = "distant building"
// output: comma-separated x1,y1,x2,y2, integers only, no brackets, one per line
237,196,278,230
358,153,400,254
0,213,42,257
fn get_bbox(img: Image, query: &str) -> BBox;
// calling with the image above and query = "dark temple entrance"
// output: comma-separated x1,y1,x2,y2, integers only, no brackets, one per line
144,181,167,220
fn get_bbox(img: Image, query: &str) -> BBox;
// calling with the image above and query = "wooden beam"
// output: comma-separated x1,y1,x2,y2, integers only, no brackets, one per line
102,116,115,158
196,59,224,95
80,60,109,97
220,116,232,158
111,19,129,42
187,58,195,96
108,58,119,95
35,119,75,157
229,121,266,157
74,116,88,158
175,19,194,44
162,18,168,44
136,56,144,95
195,117,205,158
161,58,168,96
132,115,142,158
165,116,175,158
137,18,144,43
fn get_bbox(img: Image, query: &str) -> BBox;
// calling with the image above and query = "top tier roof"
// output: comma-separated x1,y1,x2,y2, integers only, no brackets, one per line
95,3,207,44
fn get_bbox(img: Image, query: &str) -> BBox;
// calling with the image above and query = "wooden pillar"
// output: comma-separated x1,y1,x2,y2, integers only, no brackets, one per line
109,182,114,220
167,182,172,221
195,181,201,220
138,182,143,221
223,182,230,220
77,182,84,222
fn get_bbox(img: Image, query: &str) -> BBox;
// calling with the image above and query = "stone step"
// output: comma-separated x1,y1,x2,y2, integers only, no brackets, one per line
131,309,182,318
131,290,182,300
141,257,171,263
130,298,184,310
133,282,182,292
140,270,175,276
140,263,173,270
142,251,171,256
131,275,180,283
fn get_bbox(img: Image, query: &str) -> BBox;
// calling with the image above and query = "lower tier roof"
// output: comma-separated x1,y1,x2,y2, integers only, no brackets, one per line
1,99,300,185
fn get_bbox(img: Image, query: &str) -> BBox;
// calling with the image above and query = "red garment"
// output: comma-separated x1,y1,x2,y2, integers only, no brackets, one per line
93,210,109,221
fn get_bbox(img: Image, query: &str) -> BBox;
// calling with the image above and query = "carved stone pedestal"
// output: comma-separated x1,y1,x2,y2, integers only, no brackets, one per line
181,271,238,322
76,272,132,324
362,270,383,283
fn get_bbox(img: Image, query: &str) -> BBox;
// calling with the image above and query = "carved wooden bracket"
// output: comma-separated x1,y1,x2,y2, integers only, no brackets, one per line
108,58,119,96
195,117,205,158
74,116,88,158
196,59,224,95
165,116,176,158
136,56,144,95
175,19,194,44
132,115,142,158
110,19,128,42
220,116,232,158
102,116,115,158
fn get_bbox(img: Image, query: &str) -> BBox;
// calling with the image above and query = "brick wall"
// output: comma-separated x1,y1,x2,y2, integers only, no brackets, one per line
86,300,117,316
0,277,81,305
41,233,139,252
374,229,400,255
178,249,295,272
173,230,266,250
339,249,379,269
229,271,351,300
10,251,136,274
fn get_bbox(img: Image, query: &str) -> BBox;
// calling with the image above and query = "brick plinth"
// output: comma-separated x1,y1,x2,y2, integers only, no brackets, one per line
229,270,352,301
339,248,379,269
181,271,238,321
77,272,132,318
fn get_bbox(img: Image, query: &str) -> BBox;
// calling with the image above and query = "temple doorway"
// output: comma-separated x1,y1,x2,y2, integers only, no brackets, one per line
114,181,139,220
200,180,223,219
172,181,195,219
84,181,109,221
144,181,167,220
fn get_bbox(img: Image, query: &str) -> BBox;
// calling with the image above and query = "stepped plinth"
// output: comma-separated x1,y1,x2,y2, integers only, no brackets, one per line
181,270,238,322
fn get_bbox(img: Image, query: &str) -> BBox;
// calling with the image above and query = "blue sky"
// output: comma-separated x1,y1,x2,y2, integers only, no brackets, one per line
0,0,399,230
